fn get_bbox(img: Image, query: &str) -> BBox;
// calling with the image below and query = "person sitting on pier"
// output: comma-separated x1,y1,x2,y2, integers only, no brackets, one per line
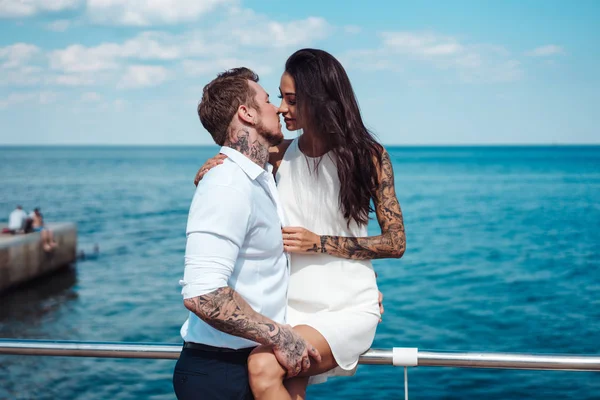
6,205,28,234
31,207,57,251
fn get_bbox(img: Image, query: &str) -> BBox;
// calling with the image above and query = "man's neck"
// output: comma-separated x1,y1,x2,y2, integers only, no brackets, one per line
224,126,269,168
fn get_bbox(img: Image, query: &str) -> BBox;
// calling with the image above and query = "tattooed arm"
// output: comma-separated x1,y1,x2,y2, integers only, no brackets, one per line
282,149,406,260
183,170,319,377
185,288,292,345
184,287,319,377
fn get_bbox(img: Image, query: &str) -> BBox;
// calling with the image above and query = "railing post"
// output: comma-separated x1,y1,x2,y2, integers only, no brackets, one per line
404,367,408,400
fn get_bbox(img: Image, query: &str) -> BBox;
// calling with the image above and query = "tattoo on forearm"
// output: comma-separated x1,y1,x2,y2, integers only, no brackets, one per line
309,151,406,260
184,287,276,345
184,287,307,362
224,128,269,167
306,244,319,252
318,234,401,259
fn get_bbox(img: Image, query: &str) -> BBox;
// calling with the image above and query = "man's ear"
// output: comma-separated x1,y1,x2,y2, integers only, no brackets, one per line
237,105,256,125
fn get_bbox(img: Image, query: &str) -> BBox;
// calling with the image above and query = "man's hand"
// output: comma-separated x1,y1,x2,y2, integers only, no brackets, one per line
282,227,321,254
194,154,227,186
272,325,321,378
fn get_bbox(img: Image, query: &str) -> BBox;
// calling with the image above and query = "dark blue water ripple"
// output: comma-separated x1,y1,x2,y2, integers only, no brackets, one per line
0,145,599,399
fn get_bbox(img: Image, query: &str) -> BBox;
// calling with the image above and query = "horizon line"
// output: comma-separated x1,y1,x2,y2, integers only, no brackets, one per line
1,143,599,148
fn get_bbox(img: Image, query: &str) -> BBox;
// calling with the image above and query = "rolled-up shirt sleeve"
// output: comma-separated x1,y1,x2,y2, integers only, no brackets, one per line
180,183,252,299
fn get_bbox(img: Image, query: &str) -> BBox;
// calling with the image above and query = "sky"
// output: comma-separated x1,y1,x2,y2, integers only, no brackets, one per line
0,0,598,145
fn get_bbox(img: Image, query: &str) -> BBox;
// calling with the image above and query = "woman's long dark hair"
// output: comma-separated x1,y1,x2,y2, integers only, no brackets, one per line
285,48,383,226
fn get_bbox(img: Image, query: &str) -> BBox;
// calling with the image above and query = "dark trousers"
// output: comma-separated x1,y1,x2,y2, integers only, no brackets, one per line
173,343,255,400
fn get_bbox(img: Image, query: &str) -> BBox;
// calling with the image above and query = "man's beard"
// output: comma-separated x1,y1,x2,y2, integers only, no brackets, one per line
256,119,283,147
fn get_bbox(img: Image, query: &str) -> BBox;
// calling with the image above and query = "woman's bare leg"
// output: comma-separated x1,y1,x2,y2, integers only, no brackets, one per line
41,230,52,251
47,229,57,248
247,324,338,400
292,325,338,376
284,377,309,400
247,345,290,400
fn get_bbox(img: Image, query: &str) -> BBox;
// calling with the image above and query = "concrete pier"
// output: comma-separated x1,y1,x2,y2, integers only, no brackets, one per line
0,223,77,293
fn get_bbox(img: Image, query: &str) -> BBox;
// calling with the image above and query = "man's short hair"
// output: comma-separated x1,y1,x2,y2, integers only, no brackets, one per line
198,67,260,145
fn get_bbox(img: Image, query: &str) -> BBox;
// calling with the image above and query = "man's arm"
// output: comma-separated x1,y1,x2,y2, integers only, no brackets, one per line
181,182,319,376
184,287,315,376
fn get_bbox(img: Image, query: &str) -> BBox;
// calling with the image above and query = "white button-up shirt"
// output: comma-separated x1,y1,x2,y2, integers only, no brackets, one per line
179,146,289,349
8,208,27,230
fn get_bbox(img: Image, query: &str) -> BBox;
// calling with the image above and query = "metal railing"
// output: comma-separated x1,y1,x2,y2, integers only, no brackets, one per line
2,339,600,371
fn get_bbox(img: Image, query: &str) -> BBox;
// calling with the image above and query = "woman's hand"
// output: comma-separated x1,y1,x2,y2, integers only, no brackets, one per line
282,227,321,254
194,154,228,186
378,290,384,323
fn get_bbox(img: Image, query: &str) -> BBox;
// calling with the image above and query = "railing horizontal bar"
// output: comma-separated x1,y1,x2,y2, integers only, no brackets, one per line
417,351,600,371
0,340,181,360
1,340,599,371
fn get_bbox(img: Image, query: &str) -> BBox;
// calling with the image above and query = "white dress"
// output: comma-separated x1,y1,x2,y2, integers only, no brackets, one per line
276,138,381,383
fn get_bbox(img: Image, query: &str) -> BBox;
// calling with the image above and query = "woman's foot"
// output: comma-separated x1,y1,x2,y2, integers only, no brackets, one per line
43,243,52,252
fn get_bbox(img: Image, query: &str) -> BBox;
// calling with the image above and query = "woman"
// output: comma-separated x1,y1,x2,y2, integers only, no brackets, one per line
195,48,405,400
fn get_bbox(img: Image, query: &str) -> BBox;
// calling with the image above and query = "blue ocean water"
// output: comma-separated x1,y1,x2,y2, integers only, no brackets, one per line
0,145,599,400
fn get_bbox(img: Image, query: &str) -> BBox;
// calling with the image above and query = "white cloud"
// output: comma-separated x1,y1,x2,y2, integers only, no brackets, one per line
117,65,169,89
177,13,330,78
50,44,119,73
381,32,463,57
46,19,71,31
86,0,232,25
113,98,127,110
224,9,329,49
0,91,58,108
1,0,230,24
81,91,102,102
0,43,40,68
266,17,329,48
50,74,96,86
458,59,523,83
526,45,564,57
119,32,182,60
0,0,80,17
0,66,42,86
2,6,331,91
346,31,523,83
182,59,273,77
49,32,180,74
0,43,42,86
43,7,330,86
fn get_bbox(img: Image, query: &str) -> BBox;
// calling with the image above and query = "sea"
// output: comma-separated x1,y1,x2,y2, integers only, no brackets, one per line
0,145,599,399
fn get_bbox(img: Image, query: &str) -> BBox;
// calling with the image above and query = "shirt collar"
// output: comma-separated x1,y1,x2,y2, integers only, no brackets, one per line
220,146,270,181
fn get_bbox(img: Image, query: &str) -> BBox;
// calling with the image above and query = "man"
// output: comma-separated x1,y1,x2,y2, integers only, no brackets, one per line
173,68,320,400
7,205,28,233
